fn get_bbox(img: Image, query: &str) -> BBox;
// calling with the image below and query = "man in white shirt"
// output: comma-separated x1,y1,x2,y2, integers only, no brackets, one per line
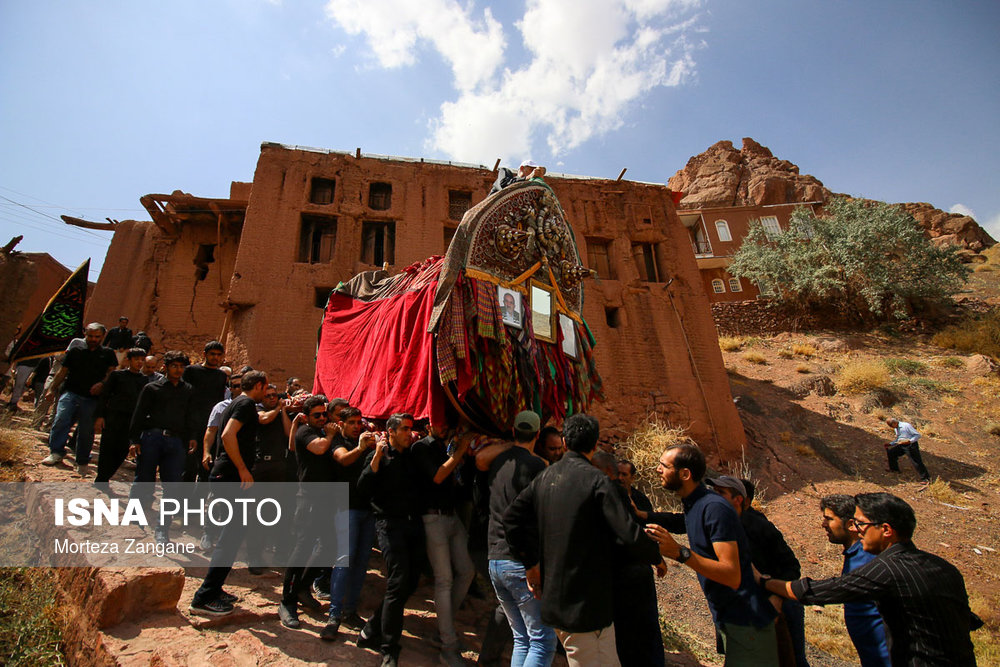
885,418,930,483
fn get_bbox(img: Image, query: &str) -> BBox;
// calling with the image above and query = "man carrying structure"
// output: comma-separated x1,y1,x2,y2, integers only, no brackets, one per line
759,492,980,666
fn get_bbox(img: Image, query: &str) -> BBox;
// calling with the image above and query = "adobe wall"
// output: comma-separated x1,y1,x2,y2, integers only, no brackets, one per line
87,219,240,357
226,147,746,460
19,253,72,331
0,253,37,354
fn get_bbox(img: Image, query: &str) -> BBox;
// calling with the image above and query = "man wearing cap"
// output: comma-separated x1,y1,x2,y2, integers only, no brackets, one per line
486,410,557,666
505,413,660,666
490,160,548,195
645,445,778,666
410,420,475,667
709,476,806,667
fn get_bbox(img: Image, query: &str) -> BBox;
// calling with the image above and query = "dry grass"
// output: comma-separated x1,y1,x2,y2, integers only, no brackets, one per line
0,426,29,482
884,357,927,375
718,336,743,352
619,415,694,512
932,309,1000,360
0,568,66,665
659,616,718,664
777,348,794,359
934,356,966,369
742,351,768,365
971,376,1000,400
970,592,1000,665
795,443,817,457
925,478,964,505
795,364,811,374
792,343,818,358
836,360,891,394
804,604,859,663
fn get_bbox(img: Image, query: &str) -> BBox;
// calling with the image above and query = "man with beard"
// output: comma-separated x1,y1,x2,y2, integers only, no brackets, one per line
644,445,777,666
323,406,378,640
533,426,565,465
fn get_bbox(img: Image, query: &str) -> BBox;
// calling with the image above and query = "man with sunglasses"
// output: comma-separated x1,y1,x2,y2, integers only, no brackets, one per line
759,493,981,666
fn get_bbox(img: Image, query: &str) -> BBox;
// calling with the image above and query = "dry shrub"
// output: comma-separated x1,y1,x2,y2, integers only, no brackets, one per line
932,309,1000,360
971,376,1000,400
969,592,1000,665
742,351,768,365
0,427,29,482
934,356,965,369
804,605,858,662
925,478,963,505
795,443,816,457
0,568,67,665
795,364,811,374
618,415,693,512
792,343,817,358
836,360,890,394
884,357,927,375
718,336,743,352
777,348,794,359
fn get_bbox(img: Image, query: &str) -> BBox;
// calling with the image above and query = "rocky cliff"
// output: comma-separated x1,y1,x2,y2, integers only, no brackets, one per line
668,138,996,252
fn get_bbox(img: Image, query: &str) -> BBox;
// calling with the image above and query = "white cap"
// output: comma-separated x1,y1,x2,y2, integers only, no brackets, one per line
520,159,540,169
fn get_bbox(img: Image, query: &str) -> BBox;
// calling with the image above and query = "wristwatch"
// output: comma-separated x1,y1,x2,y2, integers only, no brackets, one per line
676,545,692,564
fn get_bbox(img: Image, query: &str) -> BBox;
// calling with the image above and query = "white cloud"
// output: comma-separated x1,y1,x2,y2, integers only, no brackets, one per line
984,212,1000,243
949,203,977,218
325,0,701,164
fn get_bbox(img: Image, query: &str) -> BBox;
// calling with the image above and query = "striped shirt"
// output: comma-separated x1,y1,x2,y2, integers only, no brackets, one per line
790,541,978,666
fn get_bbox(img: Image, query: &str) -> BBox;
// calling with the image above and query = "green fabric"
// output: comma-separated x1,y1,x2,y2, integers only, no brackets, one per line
718,621,778,667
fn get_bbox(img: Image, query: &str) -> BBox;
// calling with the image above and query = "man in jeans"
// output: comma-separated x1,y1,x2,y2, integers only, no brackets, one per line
127,350,200,544
487,411,556,667
42,323,118,474
411,420,475,666
323,407,378,640
504,414,661,666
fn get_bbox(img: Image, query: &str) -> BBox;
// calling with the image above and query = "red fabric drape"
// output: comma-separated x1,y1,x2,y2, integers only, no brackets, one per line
314,283,445,424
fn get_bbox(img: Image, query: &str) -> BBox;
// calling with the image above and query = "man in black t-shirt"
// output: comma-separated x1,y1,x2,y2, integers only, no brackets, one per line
181,340,228,484
486,411,557,665
189,370,268,617
245,384,292,571
618,459,654,515
42,323,118,472
103,316,133,367
94,348,150,484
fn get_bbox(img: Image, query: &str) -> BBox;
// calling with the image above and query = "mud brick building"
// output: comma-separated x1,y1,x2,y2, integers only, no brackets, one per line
86,143,746,458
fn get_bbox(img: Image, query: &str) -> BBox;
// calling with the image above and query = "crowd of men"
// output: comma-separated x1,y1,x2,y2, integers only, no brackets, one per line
7,320,984,666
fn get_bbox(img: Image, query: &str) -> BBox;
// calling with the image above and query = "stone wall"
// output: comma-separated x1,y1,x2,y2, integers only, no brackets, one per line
712,299,856,336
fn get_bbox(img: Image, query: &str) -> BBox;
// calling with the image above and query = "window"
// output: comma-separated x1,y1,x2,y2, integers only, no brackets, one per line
712,279,726,294
193,243,215,281
586,238,614,280
759,216,781,239
443,225,458,253
314,287,333,309
728,277,742,292
715,220,732,242
605,307,621,329
310,178,335,205
368,182,392,210
691,225,712,255
361,221,396,266
298,215,337,263
757,279,777,296
448,190,472,221
632,242,663,282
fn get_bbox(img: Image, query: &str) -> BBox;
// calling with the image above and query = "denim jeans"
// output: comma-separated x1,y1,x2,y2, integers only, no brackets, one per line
48,390,98,463
329,509,376,620
489,559,556,667
423,513,475,649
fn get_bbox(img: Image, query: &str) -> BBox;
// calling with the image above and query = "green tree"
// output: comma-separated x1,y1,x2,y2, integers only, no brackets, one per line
727,197,970,322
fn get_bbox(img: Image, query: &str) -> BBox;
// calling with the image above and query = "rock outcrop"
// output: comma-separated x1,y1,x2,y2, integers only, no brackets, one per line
668,138,996,252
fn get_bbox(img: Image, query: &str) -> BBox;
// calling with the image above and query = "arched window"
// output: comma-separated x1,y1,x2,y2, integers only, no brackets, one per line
715,220,732,242
728,277,742,292
711,279,725,294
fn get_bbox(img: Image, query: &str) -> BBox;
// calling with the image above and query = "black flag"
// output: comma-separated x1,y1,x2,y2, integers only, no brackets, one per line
7,259,90,363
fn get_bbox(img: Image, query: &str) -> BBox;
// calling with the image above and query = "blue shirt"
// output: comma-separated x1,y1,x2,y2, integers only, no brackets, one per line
842,541,892,667
682,484,776,628
890,422,920,444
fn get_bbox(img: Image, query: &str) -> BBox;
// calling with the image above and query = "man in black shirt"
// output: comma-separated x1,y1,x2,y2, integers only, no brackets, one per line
103,316,133,367
181,340,228,485
94,348,150,484
355,413,423,667
244,383,292,571
127,350,200,543
533,425,565,465
189,370,268,617
324,407,378,639
279,395,342,629
504,414,661,665
43,323,118,472
760,492,981,667
618,458,654,515
486,411,556,666
411,420,474,666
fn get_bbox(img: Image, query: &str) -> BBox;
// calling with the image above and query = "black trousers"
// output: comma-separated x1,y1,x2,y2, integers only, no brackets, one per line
364,516,426,658
887,442,930,481
613,563,665,667
282,490,338,607
95,415,131,483
244,461,294,566
192,473,246,605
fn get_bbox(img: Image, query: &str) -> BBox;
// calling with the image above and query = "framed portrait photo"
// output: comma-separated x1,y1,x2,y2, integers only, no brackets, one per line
498,286,523,329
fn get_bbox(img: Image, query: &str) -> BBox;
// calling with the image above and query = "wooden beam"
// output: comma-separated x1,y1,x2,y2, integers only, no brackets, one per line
616,168,627,182
61,215,116,231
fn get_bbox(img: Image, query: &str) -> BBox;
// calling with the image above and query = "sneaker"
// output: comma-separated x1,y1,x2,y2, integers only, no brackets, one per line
76,463,90,476
218,591,238,605
440,646,465,666
278,602,300,629
297,589,323,611
41,453,64,466
311,579,331,601
189,599,234,617
319,620,340,641
356,625,381,650
154,527,169,545
341,611,366,630
380,654,398,667
199,534,214,551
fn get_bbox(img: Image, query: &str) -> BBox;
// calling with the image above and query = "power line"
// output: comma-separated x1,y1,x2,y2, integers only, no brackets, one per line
0,194,109,239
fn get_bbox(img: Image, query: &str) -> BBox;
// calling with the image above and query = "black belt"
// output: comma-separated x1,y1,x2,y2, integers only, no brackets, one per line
424,508,454,516
145,428,180,438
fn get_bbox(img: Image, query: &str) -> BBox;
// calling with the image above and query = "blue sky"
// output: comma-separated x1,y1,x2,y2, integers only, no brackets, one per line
1,0,998,282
